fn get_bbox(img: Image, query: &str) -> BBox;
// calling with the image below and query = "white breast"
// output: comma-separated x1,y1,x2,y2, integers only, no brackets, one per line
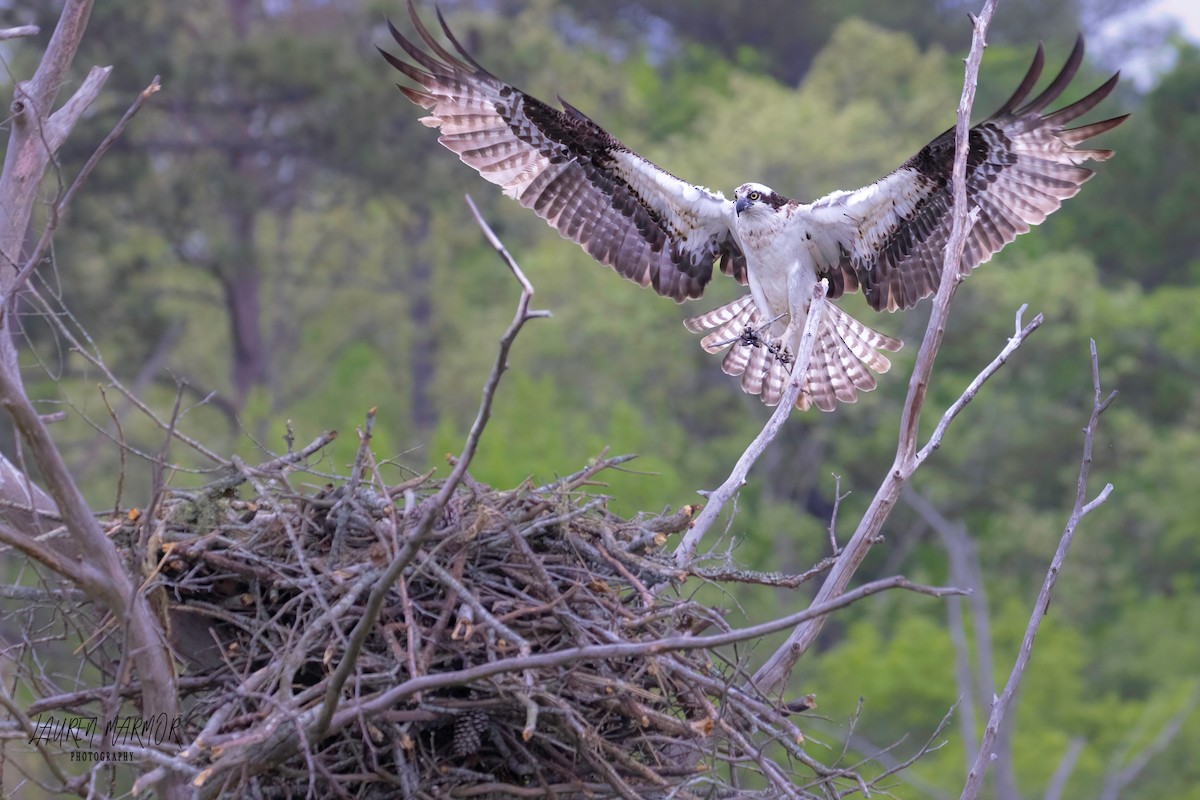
736,209,818,337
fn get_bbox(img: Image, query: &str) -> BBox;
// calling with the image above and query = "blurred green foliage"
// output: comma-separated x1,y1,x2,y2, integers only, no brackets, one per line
2,0,1197,796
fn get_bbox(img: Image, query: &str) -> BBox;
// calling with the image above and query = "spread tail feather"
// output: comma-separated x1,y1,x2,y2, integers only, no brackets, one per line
687,296,902,412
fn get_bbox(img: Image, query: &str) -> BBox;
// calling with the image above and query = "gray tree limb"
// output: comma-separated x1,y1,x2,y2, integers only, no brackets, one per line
0,3,187,798
959,340,1117,800
751,0,1003,694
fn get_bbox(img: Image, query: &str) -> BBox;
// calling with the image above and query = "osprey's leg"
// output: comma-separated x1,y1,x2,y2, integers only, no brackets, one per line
768,273,825,364
767,332,795,365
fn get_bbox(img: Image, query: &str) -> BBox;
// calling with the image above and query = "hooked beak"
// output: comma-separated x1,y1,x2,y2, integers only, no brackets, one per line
735,196,752,216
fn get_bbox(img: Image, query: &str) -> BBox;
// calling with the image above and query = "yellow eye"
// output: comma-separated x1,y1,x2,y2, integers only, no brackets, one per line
749,191,760,201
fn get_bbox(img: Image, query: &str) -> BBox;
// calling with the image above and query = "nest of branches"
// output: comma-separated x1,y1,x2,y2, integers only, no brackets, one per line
142,443,815,799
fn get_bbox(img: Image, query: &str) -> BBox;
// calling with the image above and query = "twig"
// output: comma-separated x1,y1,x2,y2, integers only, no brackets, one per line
9,76,162,298
0,25,39,39
959,340,1117,800
0,680,70,791
827,474,848,555
0,581,85,602
312,195,549,736
204,430,338,493
829,702,959,799
916,304,1043,465
332,408,376,555
690,558,835,589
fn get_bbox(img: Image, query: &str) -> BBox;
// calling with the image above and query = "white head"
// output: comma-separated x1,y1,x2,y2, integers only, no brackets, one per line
734,182,785,217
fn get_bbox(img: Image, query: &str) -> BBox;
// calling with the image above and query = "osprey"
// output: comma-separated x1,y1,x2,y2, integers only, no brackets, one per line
380,5,1126,412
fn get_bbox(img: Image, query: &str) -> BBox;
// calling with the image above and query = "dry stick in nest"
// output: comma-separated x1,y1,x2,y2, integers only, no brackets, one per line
331,576,963,722
310,195,551,737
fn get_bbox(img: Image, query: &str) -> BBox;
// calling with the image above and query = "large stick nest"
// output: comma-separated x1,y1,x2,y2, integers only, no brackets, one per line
146,449,814,798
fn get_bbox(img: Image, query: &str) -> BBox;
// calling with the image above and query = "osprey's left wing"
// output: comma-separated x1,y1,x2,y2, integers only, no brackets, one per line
380,3,747,301
811,37,1127,312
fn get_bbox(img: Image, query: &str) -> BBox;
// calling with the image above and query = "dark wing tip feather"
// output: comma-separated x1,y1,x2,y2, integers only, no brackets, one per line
386,16,447,73
384,4,737,305
1061,113,1129,145
840,36,1124,315
377,41,431,84
1015,34,1085,117
408,2,472,72
993,41,1045,117
435,5,487,72
1042,71,1121,126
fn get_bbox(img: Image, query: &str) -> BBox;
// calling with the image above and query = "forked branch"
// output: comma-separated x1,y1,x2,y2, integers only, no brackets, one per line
312,196,550,735
751,0,1001,694
959,340,1116,800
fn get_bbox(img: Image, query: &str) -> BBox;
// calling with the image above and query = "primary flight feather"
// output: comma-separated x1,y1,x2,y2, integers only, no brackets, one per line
380,4,1126,412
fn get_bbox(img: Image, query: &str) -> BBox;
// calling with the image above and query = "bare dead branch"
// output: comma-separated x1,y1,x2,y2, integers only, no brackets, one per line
1,0,97,295
960,340,1117,800
0,25,40,39
338,576,962,724
690,557,835,589
752,1,1001,693
0,680,70,791
11,76,162,298
0,5,189,797
916,304,1043,465
1097,684,1200,800
827,473,849,555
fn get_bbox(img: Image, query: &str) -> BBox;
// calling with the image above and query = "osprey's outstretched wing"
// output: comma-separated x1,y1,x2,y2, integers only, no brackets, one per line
811,37,1128,312
380,2,747,300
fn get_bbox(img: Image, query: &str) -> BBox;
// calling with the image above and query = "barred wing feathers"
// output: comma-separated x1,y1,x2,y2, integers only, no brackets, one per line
813,37,1128,312
380,4,747,301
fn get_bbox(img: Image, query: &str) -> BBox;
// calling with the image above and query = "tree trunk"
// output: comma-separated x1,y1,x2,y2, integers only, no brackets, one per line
406,214,438,432
223,199,268,409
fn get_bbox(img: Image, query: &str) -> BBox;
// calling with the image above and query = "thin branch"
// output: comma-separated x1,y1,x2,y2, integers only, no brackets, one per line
312,195,549,736
960,340,1117,800
0,5,189,797
341,576,963,724
0,25,40,39
673,283,827,567
0,681,70,792
10,76,162,298
916,305,1043,465
0,523,95,585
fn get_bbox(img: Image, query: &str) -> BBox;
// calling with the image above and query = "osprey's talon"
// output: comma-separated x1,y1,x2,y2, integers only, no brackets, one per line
738,326,762,348
766,338,792,364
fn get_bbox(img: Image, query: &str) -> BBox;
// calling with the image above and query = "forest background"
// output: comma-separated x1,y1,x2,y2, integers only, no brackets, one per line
2,0,1198,797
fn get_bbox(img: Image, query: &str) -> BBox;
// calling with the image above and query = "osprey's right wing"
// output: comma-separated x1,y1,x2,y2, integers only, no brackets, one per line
381,2,748,301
